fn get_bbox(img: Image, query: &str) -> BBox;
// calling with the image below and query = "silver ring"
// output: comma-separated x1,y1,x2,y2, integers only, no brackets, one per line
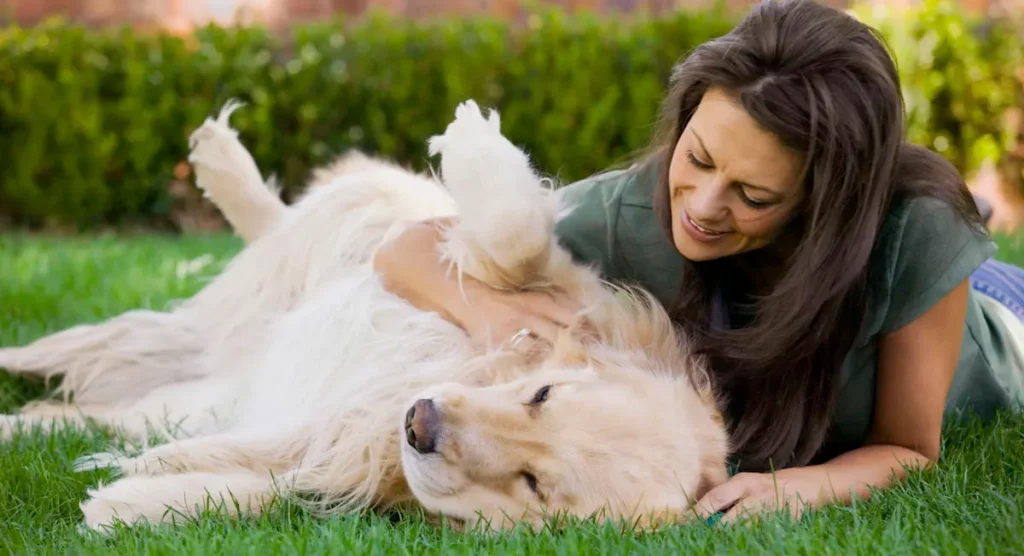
509,327,532,347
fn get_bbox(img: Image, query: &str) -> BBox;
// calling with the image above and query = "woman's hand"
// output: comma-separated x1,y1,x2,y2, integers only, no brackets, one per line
373,218,583,348
695,443,933,524
458,286,584,349
694,468,833,524
695,278,969,525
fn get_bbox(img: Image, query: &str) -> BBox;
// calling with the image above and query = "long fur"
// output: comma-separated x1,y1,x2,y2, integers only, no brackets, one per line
0,100,728,532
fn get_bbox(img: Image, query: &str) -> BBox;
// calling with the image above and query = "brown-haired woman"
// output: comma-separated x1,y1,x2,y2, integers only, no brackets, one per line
374,0,1024,523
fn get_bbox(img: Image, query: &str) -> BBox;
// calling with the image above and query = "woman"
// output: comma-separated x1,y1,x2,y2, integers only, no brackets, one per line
374,0,1024,523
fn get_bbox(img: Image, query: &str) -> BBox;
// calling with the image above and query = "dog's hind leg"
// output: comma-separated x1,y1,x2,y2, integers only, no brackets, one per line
2,372,239,443
0,309,207,406
75,427,304,478
79,469,287,532
0,401,105,439
188,100,287,244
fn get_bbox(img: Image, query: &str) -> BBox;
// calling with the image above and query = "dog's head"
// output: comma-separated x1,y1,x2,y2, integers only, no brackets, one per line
397,312,730,531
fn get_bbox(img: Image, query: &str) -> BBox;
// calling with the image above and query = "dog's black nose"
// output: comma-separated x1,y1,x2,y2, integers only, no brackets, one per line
405,398,440,454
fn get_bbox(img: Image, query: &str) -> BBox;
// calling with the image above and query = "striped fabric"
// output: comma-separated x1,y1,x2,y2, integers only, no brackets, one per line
971,258,1024,322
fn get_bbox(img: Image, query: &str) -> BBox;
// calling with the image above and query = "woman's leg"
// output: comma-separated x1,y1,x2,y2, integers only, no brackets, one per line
970,258,1024,321
972,258,1024,404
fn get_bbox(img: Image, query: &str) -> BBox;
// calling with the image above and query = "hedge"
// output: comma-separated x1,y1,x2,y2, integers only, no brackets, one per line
0,1,1020,231
851,0,1023,178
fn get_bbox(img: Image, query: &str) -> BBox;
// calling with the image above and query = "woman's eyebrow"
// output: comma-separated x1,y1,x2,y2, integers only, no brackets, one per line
691,128,785,197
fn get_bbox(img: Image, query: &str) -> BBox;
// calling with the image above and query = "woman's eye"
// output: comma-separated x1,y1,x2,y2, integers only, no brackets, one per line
530,385,551,405
740,190,774,209
686,150,713,170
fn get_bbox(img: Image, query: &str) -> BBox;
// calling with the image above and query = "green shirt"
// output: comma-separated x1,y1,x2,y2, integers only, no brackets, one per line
553,160,1023,455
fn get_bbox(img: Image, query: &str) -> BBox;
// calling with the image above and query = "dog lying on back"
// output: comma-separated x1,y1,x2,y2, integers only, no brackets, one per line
0,100,730,532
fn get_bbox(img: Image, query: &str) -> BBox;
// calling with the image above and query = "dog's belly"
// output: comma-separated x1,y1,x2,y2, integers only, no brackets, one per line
225,267,481,434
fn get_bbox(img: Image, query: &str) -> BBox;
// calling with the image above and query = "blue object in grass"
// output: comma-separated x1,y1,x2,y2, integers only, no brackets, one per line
705,512,724,526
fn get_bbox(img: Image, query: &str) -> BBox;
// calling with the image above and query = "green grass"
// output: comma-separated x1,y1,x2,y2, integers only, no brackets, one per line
1,231,1023,554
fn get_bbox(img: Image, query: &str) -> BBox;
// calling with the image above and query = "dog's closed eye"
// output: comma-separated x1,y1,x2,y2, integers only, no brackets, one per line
521,471,539,494
529,385,551,406
521,470,549,503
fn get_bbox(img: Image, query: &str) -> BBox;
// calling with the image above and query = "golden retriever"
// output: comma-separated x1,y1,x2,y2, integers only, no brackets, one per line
0,100,729,532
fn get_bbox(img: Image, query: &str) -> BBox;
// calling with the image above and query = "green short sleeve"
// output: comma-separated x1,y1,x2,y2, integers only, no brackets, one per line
876,196,997,334
553,162,685,307
553,168,634,279
827,195,1009,456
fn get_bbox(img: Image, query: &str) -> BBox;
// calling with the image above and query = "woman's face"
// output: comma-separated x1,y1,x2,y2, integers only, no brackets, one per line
668,87,807,262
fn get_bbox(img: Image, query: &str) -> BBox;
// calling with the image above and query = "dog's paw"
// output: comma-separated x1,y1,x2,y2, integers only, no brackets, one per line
0,347,21,372
450,99,501,137
426,98,537,201
0,414,57,440
79,490,147,532
427,100,503,158
0,415,18,440
188,99,244,150
186,100,257,197
74,451,132,474
79,495,126,532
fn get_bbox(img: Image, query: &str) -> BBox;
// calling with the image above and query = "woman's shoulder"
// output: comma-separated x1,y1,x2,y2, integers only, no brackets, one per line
554,159,657,209
551,163,639,273
553,158,685,306
862,193,997,336
830,196,1014,455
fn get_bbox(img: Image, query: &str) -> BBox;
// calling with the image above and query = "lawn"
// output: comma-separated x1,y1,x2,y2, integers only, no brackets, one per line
1,231,1023,554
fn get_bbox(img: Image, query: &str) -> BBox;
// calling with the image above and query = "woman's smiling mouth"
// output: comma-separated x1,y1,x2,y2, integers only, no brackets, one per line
683,211,730,242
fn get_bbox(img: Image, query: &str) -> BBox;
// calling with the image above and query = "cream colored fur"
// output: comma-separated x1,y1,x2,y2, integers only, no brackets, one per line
0,100,729,533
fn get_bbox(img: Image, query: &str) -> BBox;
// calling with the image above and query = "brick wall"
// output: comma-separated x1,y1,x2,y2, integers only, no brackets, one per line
1,0,1018,31
3,0,851,29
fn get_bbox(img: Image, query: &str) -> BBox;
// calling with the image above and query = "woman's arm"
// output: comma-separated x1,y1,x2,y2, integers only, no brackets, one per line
864,277,970,458
696,278,969,522
373,218,582,346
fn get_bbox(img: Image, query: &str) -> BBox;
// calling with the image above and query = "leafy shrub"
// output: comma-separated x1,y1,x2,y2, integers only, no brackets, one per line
0,8,736,230
850,0,1023,178
0,2,1020,231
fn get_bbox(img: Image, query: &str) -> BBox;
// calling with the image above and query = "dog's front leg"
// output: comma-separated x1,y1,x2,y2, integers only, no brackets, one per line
0,401,103,440
74,429,303,478
426,101,566,291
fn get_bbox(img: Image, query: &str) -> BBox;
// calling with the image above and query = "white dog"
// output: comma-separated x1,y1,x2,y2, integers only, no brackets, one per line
0,100,730,532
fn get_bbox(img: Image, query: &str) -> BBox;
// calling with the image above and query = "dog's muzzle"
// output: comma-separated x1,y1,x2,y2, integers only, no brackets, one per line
405,399,441,454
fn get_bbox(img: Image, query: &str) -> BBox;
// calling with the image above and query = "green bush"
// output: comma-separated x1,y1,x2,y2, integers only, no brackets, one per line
850,0,1023,177
0,8,736,230
0,2,1020,231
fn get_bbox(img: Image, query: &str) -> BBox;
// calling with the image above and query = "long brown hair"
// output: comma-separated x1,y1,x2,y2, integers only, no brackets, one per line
644,0,985,471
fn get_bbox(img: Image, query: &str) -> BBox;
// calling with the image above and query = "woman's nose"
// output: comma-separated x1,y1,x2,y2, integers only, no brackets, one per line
686,179,728,221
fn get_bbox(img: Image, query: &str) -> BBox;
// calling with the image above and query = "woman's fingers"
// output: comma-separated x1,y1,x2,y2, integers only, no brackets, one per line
498,321,554,351
694,474,756,520
523,291,590,330
463,311,560,349
458,286,594,349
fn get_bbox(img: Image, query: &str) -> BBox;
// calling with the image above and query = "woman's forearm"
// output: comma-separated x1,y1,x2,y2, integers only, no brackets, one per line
374,218,474,328
799,444,933,504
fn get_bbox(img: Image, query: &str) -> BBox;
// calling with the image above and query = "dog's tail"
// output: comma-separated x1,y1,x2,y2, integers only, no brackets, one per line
0,309,207,405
